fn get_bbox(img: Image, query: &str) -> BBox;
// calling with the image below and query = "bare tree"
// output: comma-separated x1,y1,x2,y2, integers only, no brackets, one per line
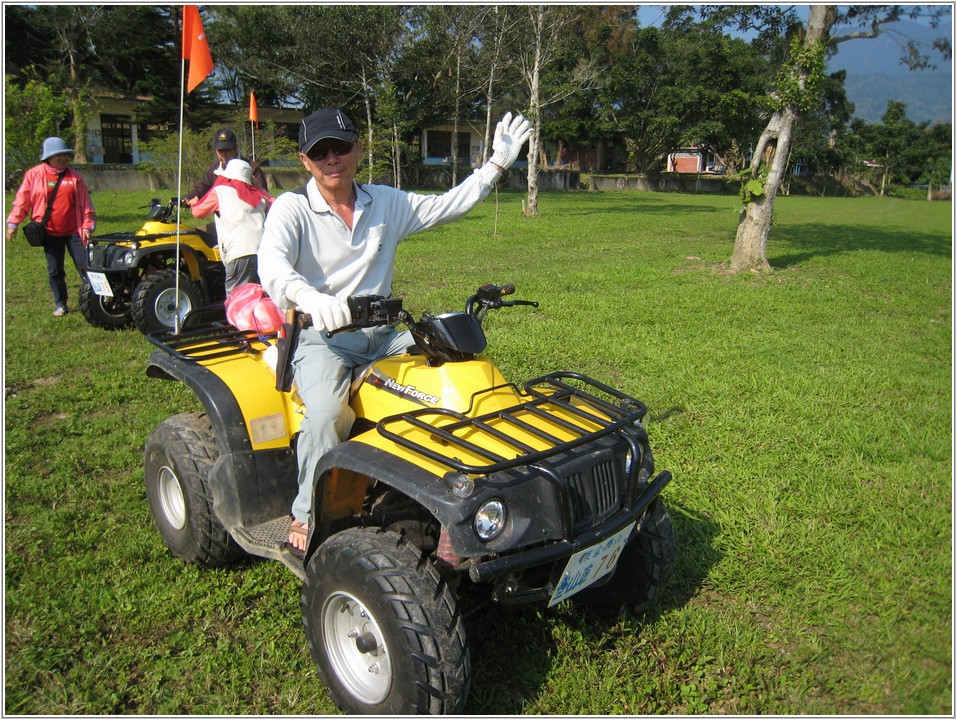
479,7,522,165
510,5,599,217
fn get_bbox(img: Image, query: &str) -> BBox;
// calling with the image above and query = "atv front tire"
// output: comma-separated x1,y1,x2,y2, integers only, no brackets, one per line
302,528,470,714
132,269,201,335
573,498,675,616
79,279,133,330
143,412,244,567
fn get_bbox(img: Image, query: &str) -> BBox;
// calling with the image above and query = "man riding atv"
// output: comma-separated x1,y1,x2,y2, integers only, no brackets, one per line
258,107,533,554
143,107,675,714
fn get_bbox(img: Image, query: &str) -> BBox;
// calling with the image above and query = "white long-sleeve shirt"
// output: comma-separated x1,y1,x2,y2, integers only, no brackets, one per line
258,163,501,309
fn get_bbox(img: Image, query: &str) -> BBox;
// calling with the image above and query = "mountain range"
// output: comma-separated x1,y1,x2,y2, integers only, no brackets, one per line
827,18,953,125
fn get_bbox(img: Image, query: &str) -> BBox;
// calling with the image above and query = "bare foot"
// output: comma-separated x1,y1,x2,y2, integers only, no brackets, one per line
288,518,308,555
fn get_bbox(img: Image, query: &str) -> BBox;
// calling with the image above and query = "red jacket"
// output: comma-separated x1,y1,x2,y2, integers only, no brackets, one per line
7,164,96,235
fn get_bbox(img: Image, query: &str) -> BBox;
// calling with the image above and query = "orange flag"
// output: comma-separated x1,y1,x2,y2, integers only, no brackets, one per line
182,5,213,93
249,92,259,125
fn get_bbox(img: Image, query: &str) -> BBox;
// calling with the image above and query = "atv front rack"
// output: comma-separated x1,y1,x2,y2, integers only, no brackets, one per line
146,323,270,362
376,372,648,474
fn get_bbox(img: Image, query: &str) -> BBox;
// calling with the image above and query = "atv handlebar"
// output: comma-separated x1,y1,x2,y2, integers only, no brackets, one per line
139,197,188,223
466,283,538,320
315,283,537,339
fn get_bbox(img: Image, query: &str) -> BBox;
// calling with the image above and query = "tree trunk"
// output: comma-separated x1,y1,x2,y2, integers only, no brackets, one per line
451,50,461,187
482,10,501,165
360,67,375,185
392,120,401,190
524,6,543,217
729,4,837,273
66,45,87,162
730,106,795,273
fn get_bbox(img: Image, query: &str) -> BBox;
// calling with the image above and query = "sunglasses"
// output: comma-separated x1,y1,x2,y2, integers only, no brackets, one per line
305,140,355,161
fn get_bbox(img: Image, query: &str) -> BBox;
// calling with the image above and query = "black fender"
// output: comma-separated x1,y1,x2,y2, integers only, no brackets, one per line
306,441,572,563
146,349,296,528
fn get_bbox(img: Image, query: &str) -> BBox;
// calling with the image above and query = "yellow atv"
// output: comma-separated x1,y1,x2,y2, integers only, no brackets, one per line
143,283,675,715
80,197,225,334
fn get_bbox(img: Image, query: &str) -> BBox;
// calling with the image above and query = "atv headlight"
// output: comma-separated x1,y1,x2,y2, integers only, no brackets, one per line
474,498,506,541
123,252,135,266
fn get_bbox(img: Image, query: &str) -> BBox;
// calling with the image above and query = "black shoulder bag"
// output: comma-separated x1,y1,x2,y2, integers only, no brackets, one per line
23,171,66,247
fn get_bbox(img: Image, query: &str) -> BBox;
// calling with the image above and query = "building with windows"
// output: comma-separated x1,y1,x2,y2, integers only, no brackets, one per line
84,94,303,165
665,145,724,174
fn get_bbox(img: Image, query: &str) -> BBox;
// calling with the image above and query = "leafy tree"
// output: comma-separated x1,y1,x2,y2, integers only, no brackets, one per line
692,4,952,273
780,68,855,193
209,5,407,183
598,21,768,175
4,77,71,185
406,6,487,185
5,6,189,150
850,102,953,196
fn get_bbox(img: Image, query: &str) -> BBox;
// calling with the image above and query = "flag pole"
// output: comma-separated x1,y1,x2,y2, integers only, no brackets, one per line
175,5,214,334
249,91,258,163
174,9,187,335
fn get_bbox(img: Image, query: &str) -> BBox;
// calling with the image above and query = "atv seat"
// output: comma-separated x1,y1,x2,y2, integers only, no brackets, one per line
195,228,218,248
182,302,227,329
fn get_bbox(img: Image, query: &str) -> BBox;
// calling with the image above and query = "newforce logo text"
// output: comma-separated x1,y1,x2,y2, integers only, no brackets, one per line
371,373,440,406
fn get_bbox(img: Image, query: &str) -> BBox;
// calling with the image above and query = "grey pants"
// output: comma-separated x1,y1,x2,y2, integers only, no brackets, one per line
290,324,413,523
224,254,259,294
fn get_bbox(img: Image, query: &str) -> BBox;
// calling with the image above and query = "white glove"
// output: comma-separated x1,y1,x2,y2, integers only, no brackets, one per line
295,288,351,332
489,112,532,171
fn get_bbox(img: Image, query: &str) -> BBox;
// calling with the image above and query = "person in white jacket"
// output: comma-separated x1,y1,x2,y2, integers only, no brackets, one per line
191,158,274,293
258,107,532,555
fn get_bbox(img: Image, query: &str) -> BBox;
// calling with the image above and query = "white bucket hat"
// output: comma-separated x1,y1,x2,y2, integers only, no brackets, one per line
215,158,253,184
41,137,73,161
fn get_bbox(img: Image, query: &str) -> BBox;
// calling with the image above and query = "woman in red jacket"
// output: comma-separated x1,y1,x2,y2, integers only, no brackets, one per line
6,137,97,317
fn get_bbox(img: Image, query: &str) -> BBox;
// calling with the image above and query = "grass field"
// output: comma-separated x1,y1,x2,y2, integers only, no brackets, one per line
4,186,952,714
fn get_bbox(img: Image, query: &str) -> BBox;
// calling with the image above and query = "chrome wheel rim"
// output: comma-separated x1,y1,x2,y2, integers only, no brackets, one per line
157,465,187,530
154,287,193,328
322,591,392,704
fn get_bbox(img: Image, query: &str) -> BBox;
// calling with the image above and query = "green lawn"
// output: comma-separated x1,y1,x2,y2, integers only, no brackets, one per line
4,187,952,714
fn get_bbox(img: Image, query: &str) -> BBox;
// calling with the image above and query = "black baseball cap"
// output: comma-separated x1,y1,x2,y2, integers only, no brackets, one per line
299,109,358,154
212,128,237,150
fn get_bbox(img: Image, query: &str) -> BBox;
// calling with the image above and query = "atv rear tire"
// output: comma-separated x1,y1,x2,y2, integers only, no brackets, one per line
302,528,470,714
132,269,202,335
573,498,675,616
79,279,133,329
143,412,244,567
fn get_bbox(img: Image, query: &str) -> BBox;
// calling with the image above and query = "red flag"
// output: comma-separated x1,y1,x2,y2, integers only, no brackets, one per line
249,92,259,125
183,5,213,93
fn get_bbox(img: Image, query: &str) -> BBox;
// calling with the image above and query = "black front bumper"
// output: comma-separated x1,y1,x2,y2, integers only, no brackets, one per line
466,468,672,587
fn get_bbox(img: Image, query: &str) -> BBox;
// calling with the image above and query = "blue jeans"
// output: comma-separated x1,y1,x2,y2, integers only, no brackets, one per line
43,233,87,309
290,324,413,523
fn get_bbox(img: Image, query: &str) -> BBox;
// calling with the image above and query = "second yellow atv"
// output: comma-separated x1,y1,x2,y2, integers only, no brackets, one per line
143,282,675,715
80,197,225,334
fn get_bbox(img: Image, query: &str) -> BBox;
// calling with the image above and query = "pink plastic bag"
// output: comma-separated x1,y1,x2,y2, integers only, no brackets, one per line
225,283,284,334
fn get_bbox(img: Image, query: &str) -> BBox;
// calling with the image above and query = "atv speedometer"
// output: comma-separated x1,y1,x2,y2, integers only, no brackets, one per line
474,499,506,541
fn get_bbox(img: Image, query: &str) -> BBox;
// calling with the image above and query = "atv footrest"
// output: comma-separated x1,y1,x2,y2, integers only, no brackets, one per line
232,516,306,579
146,323,273,362
376,372,647,474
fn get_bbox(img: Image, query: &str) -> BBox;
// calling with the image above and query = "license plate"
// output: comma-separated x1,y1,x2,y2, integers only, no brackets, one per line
87,271,114,298
548,522,635,607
